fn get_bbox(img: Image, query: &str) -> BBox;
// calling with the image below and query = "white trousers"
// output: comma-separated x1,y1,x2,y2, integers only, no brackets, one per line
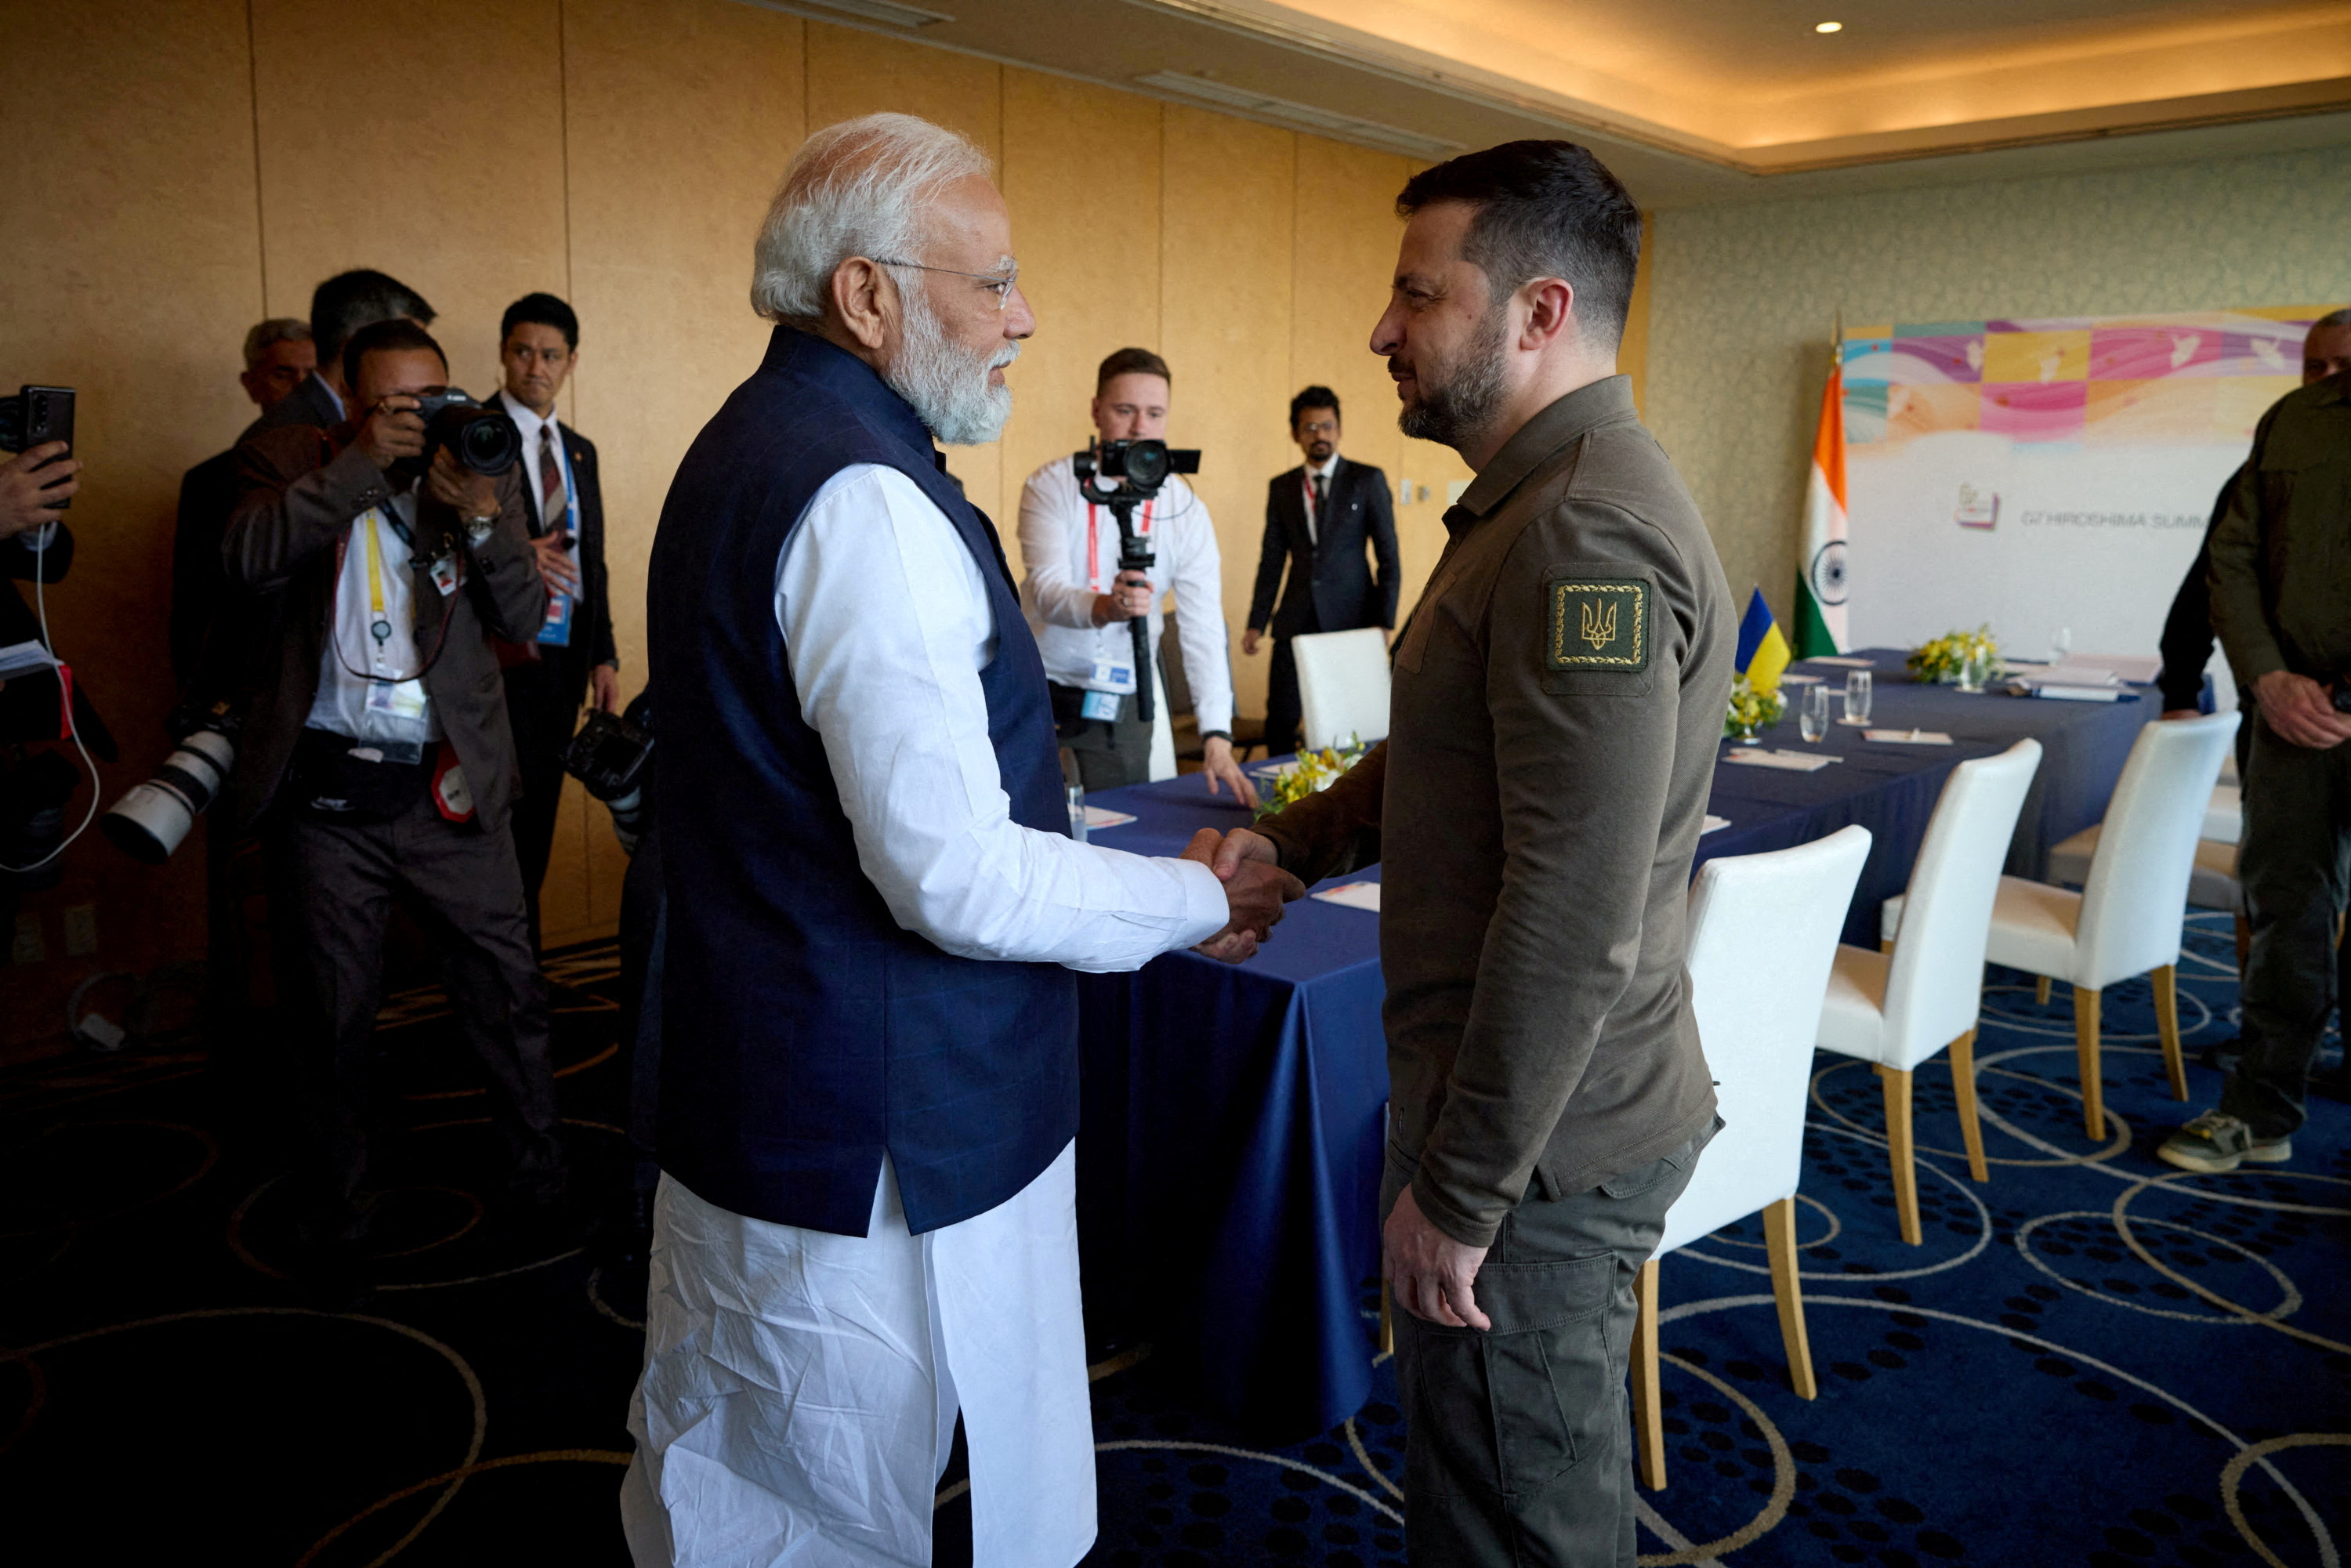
621,1143,1095,1567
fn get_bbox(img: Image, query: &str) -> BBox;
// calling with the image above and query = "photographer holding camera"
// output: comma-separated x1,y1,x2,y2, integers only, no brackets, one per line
1017,347,1255,802
223,317,563,1288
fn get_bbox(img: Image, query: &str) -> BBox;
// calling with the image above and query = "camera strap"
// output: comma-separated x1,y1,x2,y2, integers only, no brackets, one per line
1085,498,1154,592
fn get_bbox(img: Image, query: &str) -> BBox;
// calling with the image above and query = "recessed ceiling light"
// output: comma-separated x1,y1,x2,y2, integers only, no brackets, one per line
1815,20,1842,31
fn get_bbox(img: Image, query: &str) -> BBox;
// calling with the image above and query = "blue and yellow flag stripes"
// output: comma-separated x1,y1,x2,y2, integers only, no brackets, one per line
1734,588,1791,692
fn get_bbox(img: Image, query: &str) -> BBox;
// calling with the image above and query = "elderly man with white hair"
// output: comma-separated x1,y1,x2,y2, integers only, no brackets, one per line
621,114,1302,1566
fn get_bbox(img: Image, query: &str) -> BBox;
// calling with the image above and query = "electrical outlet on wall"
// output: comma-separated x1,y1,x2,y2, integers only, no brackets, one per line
63,903,97,957
12,913,44,965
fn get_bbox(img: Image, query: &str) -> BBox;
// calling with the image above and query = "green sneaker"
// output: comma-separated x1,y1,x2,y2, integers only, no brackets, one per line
2157,1110,2291,1174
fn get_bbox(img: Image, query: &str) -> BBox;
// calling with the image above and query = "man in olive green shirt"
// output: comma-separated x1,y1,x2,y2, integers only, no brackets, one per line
2164,347,2351,1174
1211,141,1730,1566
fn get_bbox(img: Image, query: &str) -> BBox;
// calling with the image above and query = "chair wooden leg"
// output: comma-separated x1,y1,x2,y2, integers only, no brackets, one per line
1378,1280,1393,1357
2035,976,2052,1007
2073,987,2104,1139
1762,1197,1818,1400
1632,1259,1665,1490
2152,964,2188,1102
1948,1030,1989,1183
1875,1065,1922,1244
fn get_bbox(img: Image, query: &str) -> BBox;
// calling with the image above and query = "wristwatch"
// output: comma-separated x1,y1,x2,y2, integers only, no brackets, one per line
1201,730,1233,744
462,512,498,546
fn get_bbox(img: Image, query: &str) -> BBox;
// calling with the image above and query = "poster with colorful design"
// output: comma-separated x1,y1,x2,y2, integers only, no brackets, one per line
1838,306,2325,687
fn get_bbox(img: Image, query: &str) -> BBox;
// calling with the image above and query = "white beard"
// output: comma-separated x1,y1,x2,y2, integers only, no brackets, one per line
887,288,1016,446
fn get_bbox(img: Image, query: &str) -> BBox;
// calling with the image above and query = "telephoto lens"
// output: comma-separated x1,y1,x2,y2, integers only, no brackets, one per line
103,729,236,864
428,401,521,476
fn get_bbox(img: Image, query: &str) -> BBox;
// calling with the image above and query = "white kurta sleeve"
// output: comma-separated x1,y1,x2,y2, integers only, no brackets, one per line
777,464,1230,972
1164,484,1236,736
1016,462,1100,631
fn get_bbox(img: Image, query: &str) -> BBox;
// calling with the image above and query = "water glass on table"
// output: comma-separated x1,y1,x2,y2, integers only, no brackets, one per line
1800,683,1834,744
1066,783,1088,843
1842,669,1873,726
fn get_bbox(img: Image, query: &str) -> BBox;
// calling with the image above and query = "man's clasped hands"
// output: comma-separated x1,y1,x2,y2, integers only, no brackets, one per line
1179,825,1301,964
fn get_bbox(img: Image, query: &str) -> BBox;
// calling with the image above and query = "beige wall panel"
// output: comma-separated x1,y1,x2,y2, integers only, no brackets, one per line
806,24,1005,520
250,0,568,399
997,69,1163,581
1160,107,1295,720
559,0,806,940
0,0,261,1043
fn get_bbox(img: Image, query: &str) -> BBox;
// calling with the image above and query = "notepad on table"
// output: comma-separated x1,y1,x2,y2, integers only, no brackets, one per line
1082,806,1136,829
1864,729,1953,745
1702,814,1732,835
1313,882,1382,913
1803,656,1876,668
1724,748,1833,772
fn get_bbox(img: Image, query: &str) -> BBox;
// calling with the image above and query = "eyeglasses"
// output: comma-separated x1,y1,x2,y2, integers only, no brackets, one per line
872,257,1020,312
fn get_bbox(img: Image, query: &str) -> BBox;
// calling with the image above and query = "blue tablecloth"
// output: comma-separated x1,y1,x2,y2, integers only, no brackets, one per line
1075,650,2153,1438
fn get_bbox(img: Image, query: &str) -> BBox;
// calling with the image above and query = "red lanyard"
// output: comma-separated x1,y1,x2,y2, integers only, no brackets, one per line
1085,498,1154,592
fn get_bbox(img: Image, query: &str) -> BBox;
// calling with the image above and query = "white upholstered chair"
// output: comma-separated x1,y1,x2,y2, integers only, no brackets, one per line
1818,740,2042,1244
1292,627,1390,751
1631,826,1872,1491
1969,712,2239,1138
2044,779,2243,911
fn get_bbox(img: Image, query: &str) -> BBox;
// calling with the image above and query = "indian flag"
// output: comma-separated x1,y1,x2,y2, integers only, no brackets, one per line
1793,345,1848,658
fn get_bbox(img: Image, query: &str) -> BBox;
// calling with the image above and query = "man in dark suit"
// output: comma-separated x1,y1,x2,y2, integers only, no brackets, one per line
490,292,619,951
241,270,436,442
1244,386,1400,755
225,317,562,1276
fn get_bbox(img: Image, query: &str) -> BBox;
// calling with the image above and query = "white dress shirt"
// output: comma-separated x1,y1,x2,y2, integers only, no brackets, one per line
1300,453,1339,545
1016,456,1236,736
304,488,440,748
775,463,1228,970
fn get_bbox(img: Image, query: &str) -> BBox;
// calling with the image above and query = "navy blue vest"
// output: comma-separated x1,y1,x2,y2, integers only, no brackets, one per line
648,328,1078,1237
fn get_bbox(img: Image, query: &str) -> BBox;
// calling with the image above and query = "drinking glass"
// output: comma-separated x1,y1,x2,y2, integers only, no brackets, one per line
2049,625,2073,666
1842,669,1873,726
1066,783,1088,844
1800,683,1833,743
1958,649,1988,693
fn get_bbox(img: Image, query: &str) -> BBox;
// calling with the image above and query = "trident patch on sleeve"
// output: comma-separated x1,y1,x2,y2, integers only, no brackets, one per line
1545,576,1650,672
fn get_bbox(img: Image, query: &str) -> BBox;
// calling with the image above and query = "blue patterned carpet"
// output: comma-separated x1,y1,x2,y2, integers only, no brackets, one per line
2,911,2342,1564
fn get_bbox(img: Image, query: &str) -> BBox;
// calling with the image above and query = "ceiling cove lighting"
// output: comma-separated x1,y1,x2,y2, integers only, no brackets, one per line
1814,20,1843,32
1134,71,1464,159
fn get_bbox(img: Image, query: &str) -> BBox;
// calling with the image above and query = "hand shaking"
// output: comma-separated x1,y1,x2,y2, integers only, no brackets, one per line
1180,827,1303,963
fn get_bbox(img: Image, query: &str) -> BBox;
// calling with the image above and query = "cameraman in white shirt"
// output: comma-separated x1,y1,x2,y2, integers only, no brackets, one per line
1016,347,1256,803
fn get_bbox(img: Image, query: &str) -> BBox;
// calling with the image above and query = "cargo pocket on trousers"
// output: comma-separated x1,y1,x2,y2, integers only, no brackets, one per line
1404,1251,1617,1499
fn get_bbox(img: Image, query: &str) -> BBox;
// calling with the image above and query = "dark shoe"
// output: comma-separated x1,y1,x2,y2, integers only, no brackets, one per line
2157,1110,2291,1174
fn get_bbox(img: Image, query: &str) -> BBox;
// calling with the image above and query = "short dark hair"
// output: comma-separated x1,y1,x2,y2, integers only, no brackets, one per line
1289,386,1341,429
342,317,448,391
502,292,580,349
310,269,437,365
1396,141,1641,351
1096,347,1171,393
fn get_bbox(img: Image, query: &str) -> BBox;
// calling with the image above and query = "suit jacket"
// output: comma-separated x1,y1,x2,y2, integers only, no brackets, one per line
221,425,546,833
2,524,115,758
1248,457,1400,637
238,371,344,444
509,401,620,687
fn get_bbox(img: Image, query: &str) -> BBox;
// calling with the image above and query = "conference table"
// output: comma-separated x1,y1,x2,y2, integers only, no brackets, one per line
1073,650,2157,1439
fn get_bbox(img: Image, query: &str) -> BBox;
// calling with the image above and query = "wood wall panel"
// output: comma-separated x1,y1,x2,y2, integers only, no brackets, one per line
556,0,806,937
997,69,1164,581
1159,107,1295,717
0,0,263,1044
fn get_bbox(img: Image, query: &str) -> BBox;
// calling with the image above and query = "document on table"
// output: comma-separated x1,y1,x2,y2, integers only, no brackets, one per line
2016,684,2131,703
1312,882,1382,913
1082,806,1136,829
1702,814,1732,835
1802,656,1877,668
1864,729,1953,744
1777,672,1824,686
1724,747,1834,773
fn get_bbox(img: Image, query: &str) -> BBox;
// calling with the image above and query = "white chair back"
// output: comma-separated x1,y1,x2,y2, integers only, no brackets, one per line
2075,712,2239,987
1661,826,1873,1255
1294,627,1391,751
1879,740,2042,1067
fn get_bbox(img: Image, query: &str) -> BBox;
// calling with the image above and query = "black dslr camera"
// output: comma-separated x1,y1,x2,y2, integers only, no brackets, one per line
0,385,77,509
397,389,520,480
1068,440,1201,723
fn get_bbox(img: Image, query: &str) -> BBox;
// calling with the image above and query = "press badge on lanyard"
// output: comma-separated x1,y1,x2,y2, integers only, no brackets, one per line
538,441,582,647
353,508,433,763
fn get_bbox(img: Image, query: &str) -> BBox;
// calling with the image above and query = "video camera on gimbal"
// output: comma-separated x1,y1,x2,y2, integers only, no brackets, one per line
1068,439,1199,723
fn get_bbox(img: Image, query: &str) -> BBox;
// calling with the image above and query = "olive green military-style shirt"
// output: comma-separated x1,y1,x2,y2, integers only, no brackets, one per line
2209,371,2351,686
1253,375,1733,1248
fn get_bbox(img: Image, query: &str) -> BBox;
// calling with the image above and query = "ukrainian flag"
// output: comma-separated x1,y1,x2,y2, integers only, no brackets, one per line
1735,588,1791,692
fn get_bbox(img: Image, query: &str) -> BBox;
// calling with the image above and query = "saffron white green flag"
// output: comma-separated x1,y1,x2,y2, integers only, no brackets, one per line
1794,347,1848,658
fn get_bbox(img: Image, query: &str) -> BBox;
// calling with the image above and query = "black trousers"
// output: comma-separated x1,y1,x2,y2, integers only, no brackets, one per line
2223,713,2351,1137
270,785,564,1233
1382,1124,1712,1568
1262,606,1322,759
504,651,583,953
615,822,665,1201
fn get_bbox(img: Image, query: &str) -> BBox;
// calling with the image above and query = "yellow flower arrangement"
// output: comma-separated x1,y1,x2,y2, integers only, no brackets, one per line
1256,737,1370,818
1723,675,1784,741
1907,625,2003,685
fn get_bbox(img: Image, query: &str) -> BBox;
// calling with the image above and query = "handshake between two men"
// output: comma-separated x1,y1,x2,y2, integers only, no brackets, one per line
1179,824,1297,963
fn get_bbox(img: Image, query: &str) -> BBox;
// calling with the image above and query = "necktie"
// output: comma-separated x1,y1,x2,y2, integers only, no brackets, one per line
538,423,568,538
1310,471,1327,549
